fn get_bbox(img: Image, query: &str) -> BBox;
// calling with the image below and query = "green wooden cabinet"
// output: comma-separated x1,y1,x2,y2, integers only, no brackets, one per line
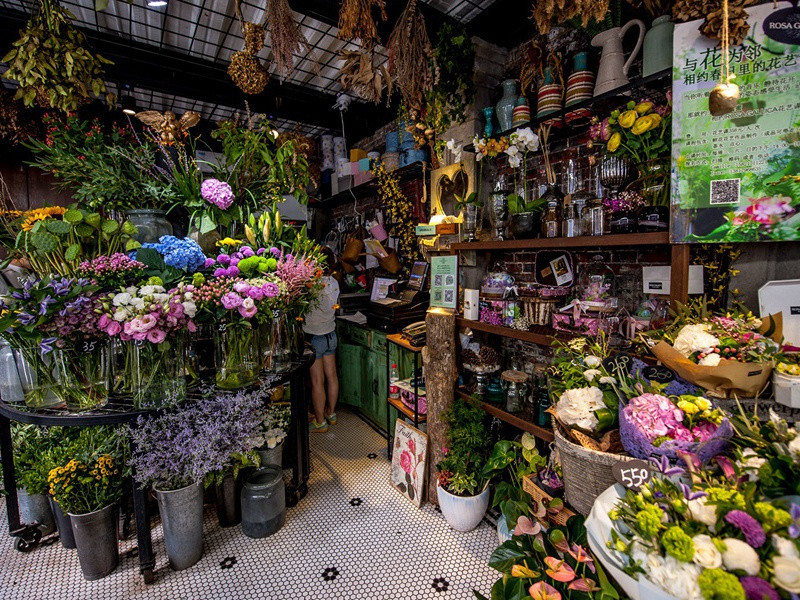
338,341,365,411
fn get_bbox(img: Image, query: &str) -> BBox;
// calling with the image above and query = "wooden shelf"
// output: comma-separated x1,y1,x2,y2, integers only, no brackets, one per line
311,161,425,207
456,389,554,442
464,69,671,153
450,232,670,251
456,318,576,346
387,396,427,422
387,333,424,353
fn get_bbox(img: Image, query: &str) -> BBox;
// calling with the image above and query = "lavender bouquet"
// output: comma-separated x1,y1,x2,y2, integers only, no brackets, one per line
128,389,267,491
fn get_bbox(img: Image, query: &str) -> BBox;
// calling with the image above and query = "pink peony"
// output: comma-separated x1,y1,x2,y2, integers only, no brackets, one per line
238,297,257,319
233,281,251,294
399,450,413,474
262,282,280,298
221,292,243,309
247,287,265,301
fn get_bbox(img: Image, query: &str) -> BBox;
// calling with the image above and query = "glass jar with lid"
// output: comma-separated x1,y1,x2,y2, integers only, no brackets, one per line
542,200,559,238
577,255,617,312
583,197,605,236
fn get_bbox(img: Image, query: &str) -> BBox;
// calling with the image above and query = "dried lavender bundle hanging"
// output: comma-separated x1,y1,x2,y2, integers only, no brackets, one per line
388,0,436,112
266,0,307,79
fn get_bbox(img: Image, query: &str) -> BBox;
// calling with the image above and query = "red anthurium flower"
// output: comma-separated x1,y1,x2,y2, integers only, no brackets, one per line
529,581,562,600
515,515,542,536
544,557,576,582
568,577,600,592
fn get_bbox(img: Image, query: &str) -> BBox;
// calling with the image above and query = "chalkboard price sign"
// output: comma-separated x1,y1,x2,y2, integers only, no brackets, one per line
642,365,676,384
602,353,634,376
613,460,653,490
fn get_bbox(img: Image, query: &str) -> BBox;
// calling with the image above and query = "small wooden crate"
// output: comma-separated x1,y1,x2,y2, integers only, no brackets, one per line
522,476,576,527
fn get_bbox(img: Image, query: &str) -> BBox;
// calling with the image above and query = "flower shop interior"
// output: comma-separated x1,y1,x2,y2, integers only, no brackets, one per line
1,0,800,598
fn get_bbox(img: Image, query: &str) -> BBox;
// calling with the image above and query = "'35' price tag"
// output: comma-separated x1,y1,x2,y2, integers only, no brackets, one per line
612,460,653,490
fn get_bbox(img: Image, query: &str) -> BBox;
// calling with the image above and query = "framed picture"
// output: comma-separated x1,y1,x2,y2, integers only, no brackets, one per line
390,419,428,507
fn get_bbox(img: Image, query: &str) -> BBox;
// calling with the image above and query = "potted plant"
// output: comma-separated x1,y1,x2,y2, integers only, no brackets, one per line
12,424,57,537
47,427,127,581
435,396,492,532
508,193,546,239
257,402,291,467
482,433,547,543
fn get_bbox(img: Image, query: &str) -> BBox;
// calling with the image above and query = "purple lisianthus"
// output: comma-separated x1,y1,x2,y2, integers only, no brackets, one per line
201,178,235,210
725,510,766,547
262,282,280,298
739,576,780,600
790,504,800,539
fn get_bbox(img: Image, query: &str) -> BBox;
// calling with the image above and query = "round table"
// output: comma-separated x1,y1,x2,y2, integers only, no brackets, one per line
0,352,312,583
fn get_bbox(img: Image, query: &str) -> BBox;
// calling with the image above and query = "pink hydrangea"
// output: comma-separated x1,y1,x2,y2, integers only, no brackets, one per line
622,393,684,441
200,179,235,210
692,421,718,442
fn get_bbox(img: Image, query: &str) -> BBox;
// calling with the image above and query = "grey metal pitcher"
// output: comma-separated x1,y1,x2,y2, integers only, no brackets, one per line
69,504,119,581
155,481,204,571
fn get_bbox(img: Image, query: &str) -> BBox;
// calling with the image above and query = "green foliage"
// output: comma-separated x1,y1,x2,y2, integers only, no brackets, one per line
436,396,490,497
1,0,112,112
507,194,546,215
12,424,71,496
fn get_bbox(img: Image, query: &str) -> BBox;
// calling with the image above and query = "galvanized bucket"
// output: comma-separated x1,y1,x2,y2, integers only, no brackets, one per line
241,466,285,539
69,504,119,581
155,481,203,571
18,489,55,536
256,441,283,468
49,497,76,549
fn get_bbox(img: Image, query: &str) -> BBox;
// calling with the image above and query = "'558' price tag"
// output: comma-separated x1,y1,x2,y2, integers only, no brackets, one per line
612,460,653,490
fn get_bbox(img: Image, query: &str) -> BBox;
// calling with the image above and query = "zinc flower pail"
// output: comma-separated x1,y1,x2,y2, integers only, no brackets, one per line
154,481,204,571
436,483,490,532
68,504,119,581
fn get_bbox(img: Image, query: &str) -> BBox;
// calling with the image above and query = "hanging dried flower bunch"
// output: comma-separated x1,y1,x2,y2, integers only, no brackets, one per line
337,0,387,49
672,0,755,46
0,90,36,146
266,0,307,79
519,40,545,97
338,48,393,104
228,1,268,95
531,0,610,35
388,0,436,113
2,0,112,112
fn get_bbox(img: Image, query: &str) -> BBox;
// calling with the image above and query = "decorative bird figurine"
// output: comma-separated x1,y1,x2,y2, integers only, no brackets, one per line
134,110,200,145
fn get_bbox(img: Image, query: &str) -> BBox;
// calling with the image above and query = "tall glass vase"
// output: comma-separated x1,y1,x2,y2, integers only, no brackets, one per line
122,337,186,408
214,323,260,390
53,341,111,411
259,311,291,373
636,158,670,232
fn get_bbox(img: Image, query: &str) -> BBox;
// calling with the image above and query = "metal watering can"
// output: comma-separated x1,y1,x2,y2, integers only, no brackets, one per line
591,19,646,96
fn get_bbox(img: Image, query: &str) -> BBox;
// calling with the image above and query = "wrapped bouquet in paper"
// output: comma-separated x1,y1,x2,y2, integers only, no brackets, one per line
646,306,782,397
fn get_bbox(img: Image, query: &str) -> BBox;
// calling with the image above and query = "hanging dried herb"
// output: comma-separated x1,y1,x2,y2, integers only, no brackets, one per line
338,48,393,104
266,0,307,79
228,1,268,95
672,0,755,45
388,0,436,113
337,0,387,49
0,90,37,146
531,0,610,35
2,0,112,113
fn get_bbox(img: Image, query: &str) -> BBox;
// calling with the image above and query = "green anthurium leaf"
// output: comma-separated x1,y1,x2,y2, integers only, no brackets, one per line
64,243,81,262
487,540,526,573
548,528,566,548
125,239,141,252
135,247,165,271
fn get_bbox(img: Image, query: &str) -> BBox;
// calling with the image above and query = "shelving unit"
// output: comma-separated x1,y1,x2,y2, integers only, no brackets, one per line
464,68,671,153
385,333,425,459
311,161,425,208
451,232,669,252
456,318,577,345
456,389,554,442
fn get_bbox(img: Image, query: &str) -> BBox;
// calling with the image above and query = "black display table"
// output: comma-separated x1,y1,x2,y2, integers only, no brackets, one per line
0,351,312,583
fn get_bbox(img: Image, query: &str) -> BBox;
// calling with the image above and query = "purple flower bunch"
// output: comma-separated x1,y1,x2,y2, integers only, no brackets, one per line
200,178,235,210
603,190,645,213
128,389,267,491
197,278,278,322
204,245,279,279
77,253,145,288
44,294,104,340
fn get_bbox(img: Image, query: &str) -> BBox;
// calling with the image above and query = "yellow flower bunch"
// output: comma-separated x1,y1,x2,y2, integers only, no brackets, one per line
676,396,724,424
48,454,122,514
20,206,67,231
604,99,670,157
216,237,243,248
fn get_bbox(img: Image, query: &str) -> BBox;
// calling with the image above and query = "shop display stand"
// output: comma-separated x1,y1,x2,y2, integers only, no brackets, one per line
0,353,313,584
385,333,425,459
311,161,426,207
455,389,555,442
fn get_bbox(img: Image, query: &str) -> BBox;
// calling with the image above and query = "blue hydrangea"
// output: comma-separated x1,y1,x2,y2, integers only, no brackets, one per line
140,236,206,273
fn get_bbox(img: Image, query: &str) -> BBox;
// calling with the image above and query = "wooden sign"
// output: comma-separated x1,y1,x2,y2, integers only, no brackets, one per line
390,419,428,508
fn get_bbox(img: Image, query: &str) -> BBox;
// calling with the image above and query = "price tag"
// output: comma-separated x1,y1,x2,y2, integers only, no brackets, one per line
80,340,97,353
602,353,633,375
613,459,653,490
643,365,675,384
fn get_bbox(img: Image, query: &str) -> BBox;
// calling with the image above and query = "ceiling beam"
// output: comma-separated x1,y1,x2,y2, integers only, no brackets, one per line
0,6,395,140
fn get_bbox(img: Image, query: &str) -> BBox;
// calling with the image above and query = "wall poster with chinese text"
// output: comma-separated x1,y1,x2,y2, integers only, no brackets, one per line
671,2,800,243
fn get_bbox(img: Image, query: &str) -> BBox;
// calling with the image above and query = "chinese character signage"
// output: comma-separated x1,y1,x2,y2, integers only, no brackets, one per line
671,2,800,243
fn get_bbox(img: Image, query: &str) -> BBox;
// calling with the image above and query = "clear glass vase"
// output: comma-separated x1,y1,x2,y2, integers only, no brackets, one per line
214,323,260,390
122,337,186,409
259,312,291,373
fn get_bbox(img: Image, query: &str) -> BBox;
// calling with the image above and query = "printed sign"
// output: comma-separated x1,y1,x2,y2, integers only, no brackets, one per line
671,2,800,243
390,420,428,507
613,459,653,490
430,255,458,309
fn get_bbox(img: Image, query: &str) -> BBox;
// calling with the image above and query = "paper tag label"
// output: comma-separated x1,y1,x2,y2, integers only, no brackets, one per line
613,460,653,490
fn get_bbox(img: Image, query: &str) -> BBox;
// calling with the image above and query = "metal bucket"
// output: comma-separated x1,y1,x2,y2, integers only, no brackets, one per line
256,441,283,468
155,481,203,571
18,489,55,536
49,497,76,549
69,504,119,581
215,474,241,528
241,466,286,539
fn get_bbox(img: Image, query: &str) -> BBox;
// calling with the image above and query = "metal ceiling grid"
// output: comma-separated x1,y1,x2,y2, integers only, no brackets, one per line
422,0,497,23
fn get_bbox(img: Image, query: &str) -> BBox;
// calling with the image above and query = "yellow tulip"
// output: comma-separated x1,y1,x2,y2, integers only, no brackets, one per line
631,116,652,135
648,113,662,129
607,132,622,152
618,110,637,128
635,101,653,115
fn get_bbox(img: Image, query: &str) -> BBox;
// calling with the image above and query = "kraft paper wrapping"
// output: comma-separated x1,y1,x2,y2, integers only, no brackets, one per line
650,313,783,398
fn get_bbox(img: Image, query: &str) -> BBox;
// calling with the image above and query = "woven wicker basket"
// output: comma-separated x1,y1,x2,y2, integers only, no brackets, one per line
553,421,634,516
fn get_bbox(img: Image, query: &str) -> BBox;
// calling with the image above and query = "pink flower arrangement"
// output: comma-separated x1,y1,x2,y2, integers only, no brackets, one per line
77,253,145,288
744,196,793,226
623,393,684,441
200,178,235,210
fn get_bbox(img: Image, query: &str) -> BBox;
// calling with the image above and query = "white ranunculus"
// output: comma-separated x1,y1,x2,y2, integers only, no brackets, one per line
698,353,722,367
774,535,800,558
774,555,800,593
584,355,602,367
687,497,717,529
722,537,761,576
584,369,602,382
599,376,617,385
691,534,722,568
139,285,156,296
788,435,800,459
739,449,766,479
112,292,132,307
673,324,720,357
182,301,197,318
554,386,606,431
663,556,703,600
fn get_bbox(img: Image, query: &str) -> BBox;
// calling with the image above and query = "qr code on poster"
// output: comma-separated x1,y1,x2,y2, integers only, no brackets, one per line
710,178,740,205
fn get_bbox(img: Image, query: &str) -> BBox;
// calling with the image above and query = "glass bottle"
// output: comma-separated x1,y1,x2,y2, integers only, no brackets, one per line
543,200,559,238
562,200,578,237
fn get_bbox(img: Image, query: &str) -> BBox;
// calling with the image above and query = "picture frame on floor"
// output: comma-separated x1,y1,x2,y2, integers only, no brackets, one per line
389,419,428,508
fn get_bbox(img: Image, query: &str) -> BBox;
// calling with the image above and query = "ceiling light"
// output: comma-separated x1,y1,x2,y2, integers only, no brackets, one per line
147,0,168,7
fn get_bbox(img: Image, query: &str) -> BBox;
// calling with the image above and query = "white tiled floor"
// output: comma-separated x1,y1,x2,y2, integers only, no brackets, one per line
0,411,499,599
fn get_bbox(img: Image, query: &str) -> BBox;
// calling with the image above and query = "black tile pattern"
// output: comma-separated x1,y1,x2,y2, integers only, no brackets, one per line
432,577,450,593
349,498,363,507
220,556,237,570
322,566,339,581
367,452,378,459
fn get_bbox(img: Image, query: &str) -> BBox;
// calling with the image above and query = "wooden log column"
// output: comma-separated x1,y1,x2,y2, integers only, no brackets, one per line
422,307,457,505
